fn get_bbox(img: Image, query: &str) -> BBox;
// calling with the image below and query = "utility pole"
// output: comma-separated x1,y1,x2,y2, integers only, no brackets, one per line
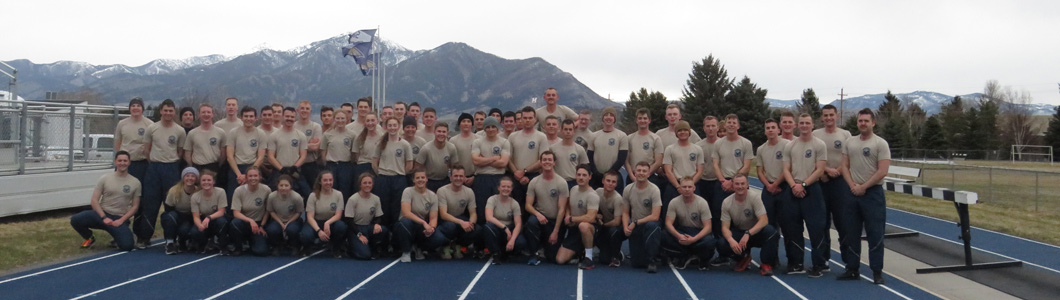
838,88,848,126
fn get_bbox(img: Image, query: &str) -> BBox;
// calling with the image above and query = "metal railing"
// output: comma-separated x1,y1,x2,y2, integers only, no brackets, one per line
0,99,128,176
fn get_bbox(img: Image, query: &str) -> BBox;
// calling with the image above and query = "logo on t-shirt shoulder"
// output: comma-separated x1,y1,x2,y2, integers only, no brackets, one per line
549,189,559,198
570,153,577,162
330,202,338,211
459,199,468,208
862,147,871,157
804,149,812,158
122,185,131,193
734,149,742,158
396,148,404,157
138,128,145,136
250,139,258,148
168,136,177,145
834,140,842,149
642,142,650,150
493,146,501,155
743,208,753,218
254,198,264,206
288,204,296,213
608,138,615,146
775,151,783,160
691,212,701,222
689,152,698,161
444,156,451,163
528,141,536,150
209,137,218,146
577,199,584,209
344,138,351,146
642,198,651,207
291,139,299,147
305,129,313,136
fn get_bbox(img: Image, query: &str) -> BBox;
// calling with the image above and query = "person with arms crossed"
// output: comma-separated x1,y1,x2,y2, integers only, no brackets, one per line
70,151,140,251
837,108,891,285
471,118,510,223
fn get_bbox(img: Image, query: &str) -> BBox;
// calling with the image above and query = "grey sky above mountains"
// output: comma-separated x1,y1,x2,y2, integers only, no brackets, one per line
6,0,1058,105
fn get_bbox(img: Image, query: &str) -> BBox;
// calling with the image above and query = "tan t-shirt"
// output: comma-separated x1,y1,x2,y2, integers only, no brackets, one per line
146,122,186,163
588,129,627,174
417,141,459,180
115,117,154,161
622,183,662,221
227,127,269,165
266,191,304,221
536,105,578,127
164,188,195,214
667,195,711,229
293,121,323,161
813,128,853,169
231,184,272,221
471,137,510,175
595,188,624,224
307,190,344,222
656,127,702,149
568,186,600,217
270,129,308,167
527,175,568,219
437,184,476,219
843,134,891,185
508,130,550,170
754,139,790,183
449,133,479,174
712,136,755,178
721,189,767,231
406,136,427,158
96,172,141,216
344,192,383,226
627,132,664,168
213,118,243,133
377,139,413,176
190,188,227,216
322,127,356,162
784,137,827,183
550,143,588,181
401,187,438,220
695,139,719,181
663,143,704,179
574,128,594,150
486,195,521,227
354,131,383,164
184,126,226,165
416,124,436,142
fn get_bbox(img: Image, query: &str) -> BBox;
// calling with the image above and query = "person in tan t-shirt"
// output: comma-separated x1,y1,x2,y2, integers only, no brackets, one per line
71,151,141,251
838,108,891,285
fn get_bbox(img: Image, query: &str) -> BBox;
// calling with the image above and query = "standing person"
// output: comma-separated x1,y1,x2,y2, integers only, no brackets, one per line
380,106,394,121
266,107,310,198
556,165,600,269
483,177,526,264
416,107,439,142
509,106,550,208
344,173,389,260
322,111,357,198
471,117,509,223
695,116,720,204
393,102,407,121
500,111,518,139
402,116,428,170
294,100,325,194
622,162,664,273
136,99,186,249
188,171,229,254
754,118,789,273
352,113,382,194
346,98,374,134
782,113,830,277
711,114,754,240
339,103,355,120
523,151,569,265
587,107,626,190
270,103,284,129
394,170,451,262
302,171,348,257
514,111,524,132
717,174,779,275
813,104,853,264
535,88,578,126
179,107,196,135
264,175,304,256
450,113,479,186
406,102,426,134
417,122,460,191
258,105,277,135
184,104,227,184
436,167,481,259
226,106,268,203
595,171,626,267
320,106,335,132
662,121,704,211
625,108,664,188
551,119,589,189
473,111,486,134
488,108,503,121
214,97,243,133
838,108,890,285
228,166,272,256
114,97,153,182
542,116,561,146
656,104,702,148
779,111,797,141
662,177,716,271
573,109,595,150
161,167,200,254
70,151,140,251
373,117,414,226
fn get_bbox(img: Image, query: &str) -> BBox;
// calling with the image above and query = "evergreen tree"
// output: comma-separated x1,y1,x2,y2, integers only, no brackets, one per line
964,107,984,159
724,76,771,146
919,115,945,151
877,90,903,121
681,55,733,136
620,88,669,133
939,96,967,150
905,103,927,149
796,88,822,120
976,99,1000,153
1045,105,1060,162
842,114,860,136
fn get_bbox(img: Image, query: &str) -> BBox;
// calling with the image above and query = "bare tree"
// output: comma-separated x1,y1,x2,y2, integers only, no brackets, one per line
986,80,1040,157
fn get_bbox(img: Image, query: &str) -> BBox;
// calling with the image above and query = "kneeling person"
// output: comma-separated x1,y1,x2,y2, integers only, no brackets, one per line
437,166,482,259
663,177,716,270
557,165,600,269
718,174,779,275
70,151,140,251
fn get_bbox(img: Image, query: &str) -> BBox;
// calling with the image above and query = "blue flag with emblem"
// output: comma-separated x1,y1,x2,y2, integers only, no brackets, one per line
340,29,381,76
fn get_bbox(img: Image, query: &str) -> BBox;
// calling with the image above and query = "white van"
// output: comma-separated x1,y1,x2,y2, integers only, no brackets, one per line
82,134,114,162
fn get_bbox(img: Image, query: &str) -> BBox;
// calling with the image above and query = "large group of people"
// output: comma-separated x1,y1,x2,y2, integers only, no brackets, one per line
71,88,890,284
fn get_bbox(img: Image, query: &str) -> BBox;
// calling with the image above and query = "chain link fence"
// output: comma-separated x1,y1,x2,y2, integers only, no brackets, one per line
891,159,1060,214
0,99,128,176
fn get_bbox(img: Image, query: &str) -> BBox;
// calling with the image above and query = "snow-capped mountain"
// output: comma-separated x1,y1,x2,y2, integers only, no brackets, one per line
767,91,1056,116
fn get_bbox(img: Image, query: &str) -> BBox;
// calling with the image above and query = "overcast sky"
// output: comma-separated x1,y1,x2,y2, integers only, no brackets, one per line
6,0,1059,105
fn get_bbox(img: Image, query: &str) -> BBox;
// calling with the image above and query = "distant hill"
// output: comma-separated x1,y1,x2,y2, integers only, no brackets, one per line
766,91,1056,116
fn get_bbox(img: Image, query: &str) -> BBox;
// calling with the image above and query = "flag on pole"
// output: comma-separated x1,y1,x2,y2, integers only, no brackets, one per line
341,29,382,76
354,54,378,76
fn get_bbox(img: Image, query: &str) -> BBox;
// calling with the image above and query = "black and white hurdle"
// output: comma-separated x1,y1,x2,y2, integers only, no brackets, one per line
883,180,1023,274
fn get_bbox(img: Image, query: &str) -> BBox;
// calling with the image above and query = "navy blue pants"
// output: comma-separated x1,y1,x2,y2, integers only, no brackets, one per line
347,223,390,260
70,211,135,251
160,211,193,241
135,161,180,241
128,160,148,185
711,179,734,238
438,216,482,247
351,163,373,194
662,182,679,220
628,221,663,268
472,174,502,225
512,172,539,215
373,174,407,226
821,176,850,262
695,179,716,205
228,218,269,256
227,164,252,205
187,215,229,247
483,223,527,255
595,226,626,263
781,183,829,268
842,185,886,273
393,218,450,253
524,217,566,262
760,182,788,266
300,218,348,249
427,178,450,193
300,162,323,191
328,161,355,199
717,224,780,261
662,226,717,261
265,218,303,248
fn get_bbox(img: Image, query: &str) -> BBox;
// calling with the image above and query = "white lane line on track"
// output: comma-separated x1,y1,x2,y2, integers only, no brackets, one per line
667,262,699,300
750,261,809,300
204,249,324,300
2,241,165,285
457,258,493,300
577,268,584,300
334,258,401,300
889,207,1060,250
886,223,1060,275
808,246,913,300
70,254,218,300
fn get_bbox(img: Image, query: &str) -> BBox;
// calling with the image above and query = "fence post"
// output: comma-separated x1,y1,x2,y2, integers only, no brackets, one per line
68,105,75,172
18,102,27,175
1035,172,1040,212
988,167,993,202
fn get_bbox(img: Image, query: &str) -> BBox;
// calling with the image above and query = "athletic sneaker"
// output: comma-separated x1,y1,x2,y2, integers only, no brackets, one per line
492,254,506,265
786,264,806,275
441,245,454,260
760,264,774,276
80,236,95,248
709,257,731,267
820,265,831,273
164,242,177,255
414,247,426,260
873,271,885,285
733,254,753,272
528,257,541,266
578,258,596,270
647,261,658,274
672,257,688,270
836,270,860,281
400,252,412,263
682,256,699,270
453,245,465,259
609,258,622,268
807,267,823,278
135,239,150,250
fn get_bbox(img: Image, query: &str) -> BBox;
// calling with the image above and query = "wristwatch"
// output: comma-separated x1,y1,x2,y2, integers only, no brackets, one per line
801,182,807,187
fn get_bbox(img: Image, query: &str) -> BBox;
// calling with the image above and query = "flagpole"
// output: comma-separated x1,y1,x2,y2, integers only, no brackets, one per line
380,26,386,108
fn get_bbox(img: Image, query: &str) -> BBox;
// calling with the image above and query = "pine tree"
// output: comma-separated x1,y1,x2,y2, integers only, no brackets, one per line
964,107,984,159
842,115,860,136
976,99,1000,153
796,88,822,120
919,115,945,151
905,103,927,149
724,76,771,146
1045,105,1060,162
620,88,669,133
939,96,967,150
680,55,733,136
877,91,903,121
